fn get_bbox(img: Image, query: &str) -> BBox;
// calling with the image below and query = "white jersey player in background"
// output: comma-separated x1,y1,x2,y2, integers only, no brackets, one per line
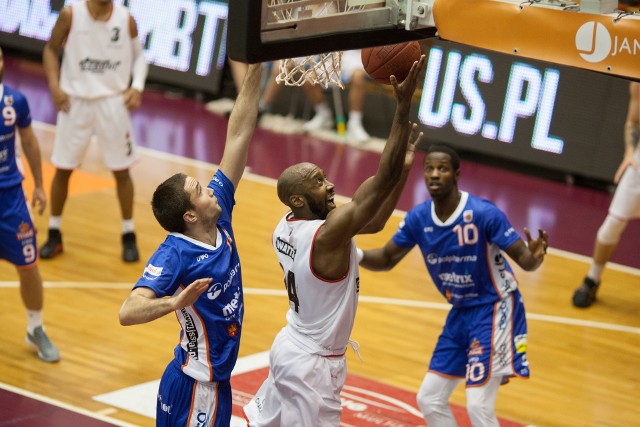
573,81,640,308
41,0,148,263
244,55,426,426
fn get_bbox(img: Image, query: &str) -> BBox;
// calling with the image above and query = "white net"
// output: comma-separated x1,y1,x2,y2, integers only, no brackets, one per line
269,0,370,89
276,52,344,89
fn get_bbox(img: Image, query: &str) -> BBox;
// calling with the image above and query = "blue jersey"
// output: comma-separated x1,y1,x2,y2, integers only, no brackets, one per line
393,192,521,307
134,170,243,382
0,84,32,189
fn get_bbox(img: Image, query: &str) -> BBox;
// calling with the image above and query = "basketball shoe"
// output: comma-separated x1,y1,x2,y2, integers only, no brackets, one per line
40,229,63,259
26,326,60,363
347,120,370,143
572,276,600,308
122,231,140,263
303,109,334,132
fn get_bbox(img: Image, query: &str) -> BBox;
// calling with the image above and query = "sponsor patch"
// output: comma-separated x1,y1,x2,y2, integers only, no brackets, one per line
143,264,163,280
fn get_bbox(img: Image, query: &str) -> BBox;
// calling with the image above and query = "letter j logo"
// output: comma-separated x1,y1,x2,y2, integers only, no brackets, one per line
575,22,611,63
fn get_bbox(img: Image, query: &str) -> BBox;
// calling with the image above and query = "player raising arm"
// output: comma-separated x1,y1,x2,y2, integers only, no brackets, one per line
244,55,426,426
118,63,262,427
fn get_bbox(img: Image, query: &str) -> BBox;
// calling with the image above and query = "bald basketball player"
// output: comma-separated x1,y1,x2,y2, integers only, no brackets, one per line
244,54,426,426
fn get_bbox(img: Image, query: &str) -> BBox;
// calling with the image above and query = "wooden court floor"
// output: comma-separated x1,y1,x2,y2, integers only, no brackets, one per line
0,124,639,426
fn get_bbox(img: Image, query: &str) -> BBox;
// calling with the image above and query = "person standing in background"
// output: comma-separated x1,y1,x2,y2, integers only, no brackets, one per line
573,81,640,307
40,0,148,262
0,46,60,362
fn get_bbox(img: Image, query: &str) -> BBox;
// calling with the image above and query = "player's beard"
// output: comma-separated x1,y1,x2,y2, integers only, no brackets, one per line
307,196,329,220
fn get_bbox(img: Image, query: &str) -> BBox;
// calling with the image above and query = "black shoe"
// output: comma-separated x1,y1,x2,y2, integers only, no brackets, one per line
122,231,140,263
40,229,63,259
572,276,600,308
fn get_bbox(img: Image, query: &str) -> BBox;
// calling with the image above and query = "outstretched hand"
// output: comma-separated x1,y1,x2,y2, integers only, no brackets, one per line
404,122,423,171
390,55,426,107
524,227,549,259
172,278,212,311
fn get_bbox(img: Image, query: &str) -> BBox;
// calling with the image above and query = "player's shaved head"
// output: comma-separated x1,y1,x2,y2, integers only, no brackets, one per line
277,162,317,207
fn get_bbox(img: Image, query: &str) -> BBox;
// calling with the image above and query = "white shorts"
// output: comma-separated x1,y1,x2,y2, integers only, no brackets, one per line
243,329,347,427
52,94,137,170
609,148,640,220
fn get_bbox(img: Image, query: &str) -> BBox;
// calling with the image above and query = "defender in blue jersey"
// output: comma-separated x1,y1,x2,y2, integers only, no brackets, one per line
360,145,548,427
119,64,262,427
0,47,60,362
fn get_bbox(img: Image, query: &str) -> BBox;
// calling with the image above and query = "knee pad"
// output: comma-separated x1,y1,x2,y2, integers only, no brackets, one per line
596,215,628,245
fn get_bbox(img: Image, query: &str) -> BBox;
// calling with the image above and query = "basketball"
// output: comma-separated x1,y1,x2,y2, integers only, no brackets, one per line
361,41,422,85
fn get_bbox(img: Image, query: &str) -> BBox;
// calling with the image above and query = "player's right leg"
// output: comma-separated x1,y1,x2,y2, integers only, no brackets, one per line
416,373,461,426
417,309,467,426
42,97,94,259
574,150,640,307
40,168,72,258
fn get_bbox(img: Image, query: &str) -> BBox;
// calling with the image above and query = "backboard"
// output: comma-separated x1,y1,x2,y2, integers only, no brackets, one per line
227,0,438,63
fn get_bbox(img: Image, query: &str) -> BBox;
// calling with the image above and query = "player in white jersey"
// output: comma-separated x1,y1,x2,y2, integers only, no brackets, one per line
359,144,548,427
40,0,148,263
244,55,426,426
0,46,60,363
573,81,640,307
119,64,262,427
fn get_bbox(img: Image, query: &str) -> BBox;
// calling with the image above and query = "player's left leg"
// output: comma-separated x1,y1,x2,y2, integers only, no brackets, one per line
18,266,61,363
466,376,501,427
95,95,139,262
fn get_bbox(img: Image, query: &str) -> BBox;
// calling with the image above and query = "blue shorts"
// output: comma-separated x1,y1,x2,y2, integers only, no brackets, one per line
0,185,38,267
157,361,232,427
428,290,530,386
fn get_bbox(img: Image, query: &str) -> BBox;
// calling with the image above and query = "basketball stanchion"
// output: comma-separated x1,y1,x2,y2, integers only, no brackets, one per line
332,85,346,136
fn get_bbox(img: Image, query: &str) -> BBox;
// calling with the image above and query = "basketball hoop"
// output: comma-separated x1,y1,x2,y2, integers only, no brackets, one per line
269,0,370,89
276,52,344,89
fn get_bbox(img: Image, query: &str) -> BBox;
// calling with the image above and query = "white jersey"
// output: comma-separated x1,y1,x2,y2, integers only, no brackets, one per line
60,1,133,99
273,213,359,355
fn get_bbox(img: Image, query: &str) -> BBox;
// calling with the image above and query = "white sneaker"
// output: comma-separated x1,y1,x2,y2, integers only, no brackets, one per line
303,110,334,132
347,121,370,143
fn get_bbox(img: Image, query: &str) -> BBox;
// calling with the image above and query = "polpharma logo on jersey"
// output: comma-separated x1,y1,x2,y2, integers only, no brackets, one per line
575,21,640,63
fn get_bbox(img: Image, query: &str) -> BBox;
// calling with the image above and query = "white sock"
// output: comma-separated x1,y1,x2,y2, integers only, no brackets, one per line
122,219,135,234
27,310,43,335
588,263,604,283
49,216,62,230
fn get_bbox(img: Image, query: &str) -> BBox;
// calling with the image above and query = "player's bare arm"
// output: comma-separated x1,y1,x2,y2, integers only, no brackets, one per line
359,123,423,234
17,125,46,215
313,56,425,279
218,63,262,189
119,278,212,326
124,15,146,111
614,82,640,183
360,240,412,271
43,7,71,112
505,228,548,271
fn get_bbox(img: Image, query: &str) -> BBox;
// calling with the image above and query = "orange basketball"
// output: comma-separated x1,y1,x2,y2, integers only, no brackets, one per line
361,41,422,85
